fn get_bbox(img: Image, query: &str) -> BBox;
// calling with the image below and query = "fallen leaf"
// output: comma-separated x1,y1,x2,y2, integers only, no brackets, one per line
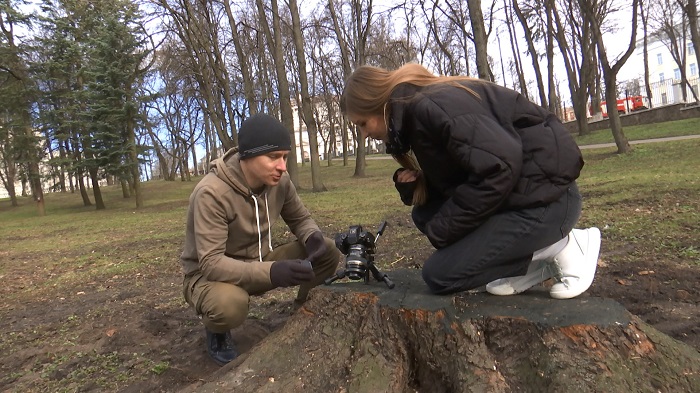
638,270,655,275
617,279,631,286
106,328,117,337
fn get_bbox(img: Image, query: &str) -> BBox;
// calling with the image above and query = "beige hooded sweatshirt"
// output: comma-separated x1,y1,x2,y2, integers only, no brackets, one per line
179,148,319,294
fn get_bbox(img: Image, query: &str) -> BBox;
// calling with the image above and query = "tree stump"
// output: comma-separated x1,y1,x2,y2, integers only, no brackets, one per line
182,269,700,393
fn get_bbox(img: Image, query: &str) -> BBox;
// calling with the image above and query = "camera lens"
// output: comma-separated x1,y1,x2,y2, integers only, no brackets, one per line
345,245,368,280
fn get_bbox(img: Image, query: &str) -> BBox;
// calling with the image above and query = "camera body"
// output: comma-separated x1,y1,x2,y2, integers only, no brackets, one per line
326,221,394,288
334,225,377,281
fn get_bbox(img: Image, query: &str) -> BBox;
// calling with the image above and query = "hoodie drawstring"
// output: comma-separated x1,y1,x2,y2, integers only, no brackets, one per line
251,193,274,262
264,194,273,252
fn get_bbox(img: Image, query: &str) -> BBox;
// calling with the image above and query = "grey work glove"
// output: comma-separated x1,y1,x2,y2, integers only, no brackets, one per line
304,231,327,263
270,259,315,288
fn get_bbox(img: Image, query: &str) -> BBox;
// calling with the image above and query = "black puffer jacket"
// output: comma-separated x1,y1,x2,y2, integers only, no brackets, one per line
387,81,583,248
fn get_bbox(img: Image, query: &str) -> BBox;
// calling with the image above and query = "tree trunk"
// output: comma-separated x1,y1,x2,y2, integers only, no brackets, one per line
121,179,131,198
545,0,557,114
0,149,18,206
222,0,259,115
183,269,700,393
503,0,528,96
684,0,700,87
0,164,19,207
582,0,638,153
466,0,491,81
126,101,143,208
353,133,367,178
551,1,591,135
87,166,105,210
287,0,326,192
639,0,652,109
26,149,46,216
513,0,548,108
76,166,92,206
256,0,299,185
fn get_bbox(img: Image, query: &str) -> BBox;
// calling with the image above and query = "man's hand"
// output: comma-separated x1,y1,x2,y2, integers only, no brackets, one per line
304,231,327,263
270,259,315,288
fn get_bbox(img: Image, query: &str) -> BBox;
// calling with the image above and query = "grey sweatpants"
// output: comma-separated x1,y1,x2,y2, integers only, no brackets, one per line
418,183,582,294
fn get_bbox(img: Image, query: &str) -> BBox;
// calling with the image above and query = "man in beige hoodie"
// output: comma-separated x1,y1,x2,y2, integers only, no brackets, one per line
180,113,341,365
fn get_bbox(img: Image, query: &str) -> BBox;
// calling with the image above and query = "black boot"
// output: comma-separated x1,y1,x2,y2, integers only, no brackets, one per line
205,328,238,366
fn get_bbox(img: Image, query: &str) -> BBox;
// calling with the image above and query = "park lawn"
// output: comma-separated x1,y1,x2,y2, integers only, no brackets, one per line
1,138,698,299
574,117,700,145
0,137,698,392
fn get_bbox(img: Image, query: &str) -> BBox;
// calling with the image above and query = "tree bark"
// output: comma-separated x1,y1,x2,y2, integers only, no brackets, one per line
256,0,299,185
183,269,700,393
288,0,326,192
503,0,528,96
551,0,592,135
545,0,556,113
640,0,653,108
682,0,700,88
581,0,638,153
87,164,105,210
466,0,492,81
513,0,548,107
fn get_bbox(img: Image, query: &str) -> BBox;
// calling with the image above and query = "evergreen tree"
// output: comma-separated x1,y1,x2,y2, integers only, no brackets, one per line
82,0,150,209
1,0,45,215
33,0,151,209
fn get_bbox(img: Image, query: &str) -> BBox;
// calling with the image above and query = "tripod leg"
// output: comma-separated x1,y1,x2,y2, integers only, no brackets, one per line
368,264,395,289
324,268,347,285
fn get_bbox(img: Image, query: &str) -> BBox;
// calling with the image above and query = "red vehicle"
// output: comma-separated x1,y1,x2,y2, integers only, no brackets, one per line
599,96,649,118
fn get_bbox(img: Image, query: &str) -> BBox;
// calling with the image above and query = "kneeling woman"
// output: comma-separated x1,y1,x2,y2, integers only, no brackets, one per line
340,63,600,299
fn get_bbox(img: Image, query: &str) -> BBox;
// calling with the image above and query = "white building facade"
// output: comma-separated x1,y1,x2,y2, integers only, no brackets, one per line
620,35,700,107
289,97,382,162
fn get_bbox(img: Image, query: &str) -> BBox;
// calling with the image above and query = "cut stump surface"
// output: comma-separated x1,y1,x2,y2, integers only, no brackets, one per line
182,268,700,393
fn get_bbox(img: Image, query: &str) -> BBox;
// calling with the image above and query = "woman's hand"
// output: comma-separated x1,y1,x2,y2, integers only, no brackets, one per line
396,169,420,183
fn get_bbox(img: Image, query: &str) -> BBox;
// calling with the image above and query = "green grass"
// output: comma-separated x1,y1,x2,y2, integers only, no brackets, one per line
574,117,700,145
576,140,700,265
0,122,698,295
0,135,699,392
2,138,698,286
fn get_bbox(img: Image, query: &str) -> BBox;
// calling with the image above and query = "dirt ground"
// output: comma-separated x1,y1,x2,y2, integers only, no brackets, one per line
1,210,699,392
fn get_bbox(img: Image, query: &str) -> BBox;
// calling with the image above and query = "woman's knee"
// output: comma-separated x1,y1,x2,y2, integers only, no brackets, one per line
421,261,449,293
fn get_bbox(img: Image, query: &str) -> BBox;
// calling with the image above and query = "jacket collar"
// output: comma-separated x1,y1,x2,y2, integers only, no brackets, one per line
386,83,418,155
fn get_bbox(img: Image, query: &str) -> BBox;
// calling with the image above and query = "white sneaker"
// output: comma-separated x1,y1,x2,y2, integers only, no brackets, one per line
549,228,601,299
486,259,552,295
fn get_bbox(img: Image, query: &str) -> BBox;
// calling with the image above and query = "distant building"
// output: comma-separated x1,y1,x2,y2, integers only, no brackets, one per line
290,96,382,162
619,33,700,107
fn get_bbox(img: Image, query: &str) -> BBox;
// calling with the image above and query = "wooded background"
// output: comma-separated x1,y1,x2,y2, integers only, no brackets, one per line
0,0,695,214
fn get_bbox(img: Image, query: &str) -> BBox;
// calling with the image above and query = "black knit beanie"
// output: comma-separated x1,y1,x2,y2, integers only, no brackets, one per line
238,113,292,159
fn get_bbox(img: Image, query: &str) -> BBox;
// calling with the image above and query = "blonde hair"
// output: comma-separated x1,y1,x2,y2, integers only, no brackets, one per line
340,63,479,206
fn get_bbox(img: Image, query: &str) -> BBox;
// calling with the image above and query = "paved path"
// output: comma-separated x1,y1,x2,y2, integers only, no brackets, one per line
361,134,700,160
579,134,700,149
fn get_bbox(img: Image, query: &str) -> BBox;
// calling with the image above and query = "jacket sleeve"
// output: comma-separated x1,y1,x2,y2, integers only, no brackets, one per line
393,168,417,206
193,185,273,293
422,110,523,248
280,178,320,244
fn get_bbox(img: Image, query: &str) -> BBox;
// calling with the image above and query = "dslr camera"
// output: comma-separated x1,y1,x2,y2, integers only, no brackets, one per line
324,221,394,289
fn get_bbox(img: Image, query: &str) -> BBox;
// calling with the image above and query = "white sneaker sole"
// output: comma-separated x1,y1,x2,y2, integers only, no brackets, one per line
550,227,601,299
486,260,552,296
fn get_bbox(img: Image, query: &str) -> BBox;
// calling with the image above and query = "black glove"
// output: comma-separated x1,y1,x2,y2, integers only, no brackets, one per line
393,168,417,206
304,231,327,262
270,259,315,288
